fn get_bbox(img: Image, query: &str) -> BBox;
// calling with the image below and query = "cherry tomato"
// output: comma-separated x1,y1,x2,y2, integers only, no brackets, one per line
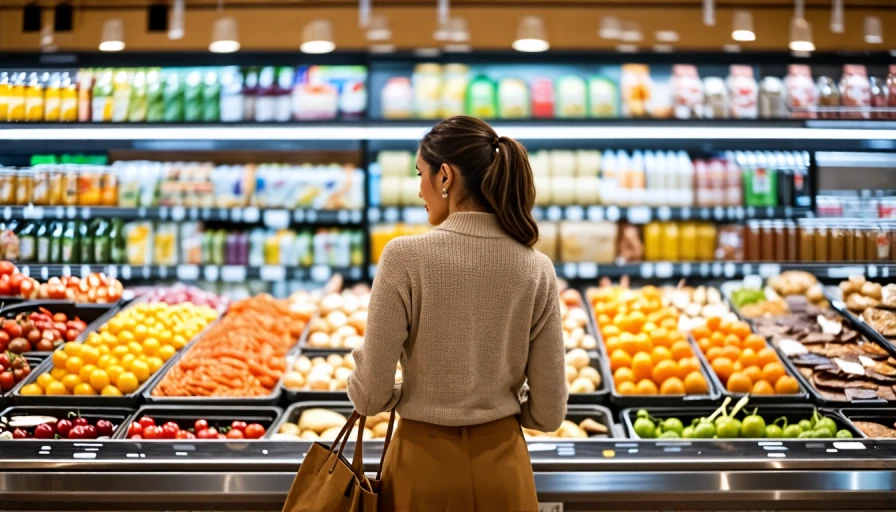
226,429,244,440
0,371,15,391
206,427,219,438
194,419,209,432
0,261,15,276
161,423,180,440
95,420,115,437
126,422,143,438
3,321,22,338
139,417,156,429
73,417,89,427
230,421,247,433
244,424,265,439
196,429,213,440
82,425,97,439
12,428,29,439
0,353,8,370
142,426,162,440
175,430,196,440
56,419,73,438
34,423,55,439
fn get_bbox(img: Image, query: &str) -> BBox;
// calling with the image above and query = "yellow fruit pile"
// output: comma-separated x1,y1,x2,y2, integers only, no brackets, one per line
19,302,218,397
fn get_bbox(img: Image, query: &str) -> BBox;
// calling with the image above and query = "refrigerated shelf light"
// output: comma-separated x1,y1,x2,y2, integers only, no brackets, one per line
169,0,185,40
99,19,125,52
209,17,240,53
864,16,883,44
732,10,756,42
302,20,336,54
512,16,549,52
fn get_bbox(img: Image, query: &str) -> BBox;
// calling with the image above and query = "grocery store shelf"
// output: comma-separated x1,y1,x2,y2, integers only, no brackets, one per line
369,205,812,225
550,262,894,281
3,205,364,226
11,263,365,282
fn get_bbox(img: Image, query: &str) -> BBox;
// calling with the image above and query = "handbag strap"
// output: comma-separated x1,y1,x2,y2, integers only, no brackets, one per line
326,411,360,468
375,409,397,481
350,415,367,479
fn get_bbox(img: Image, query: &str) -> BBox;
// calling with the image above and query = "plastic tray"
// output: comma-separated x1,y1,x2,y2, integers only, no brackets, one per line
0,300,119,357
113,405,282,440
827,293,896,360
0,405,135,439
619,404,863,440
835,407,896,438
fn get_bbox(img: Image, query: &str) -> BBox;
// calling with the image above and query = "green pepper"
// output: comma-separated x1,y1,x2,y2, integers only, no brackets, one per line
636,409,650,419
836,429,853,439
764,424,783,438
816,417,838,435
633,417,657,439
659,431,680,438
741,409,767,439
798,419,813,431
783,425,804,438
798,431,813,439
717,418,742,439
812,427,834,438
662,418,684,436
693,421,716,438
682,426,695,439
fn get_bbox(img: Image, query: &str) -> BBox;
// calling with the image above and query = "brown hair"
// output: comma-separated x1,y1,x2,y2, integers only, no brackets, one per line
419,116,539,247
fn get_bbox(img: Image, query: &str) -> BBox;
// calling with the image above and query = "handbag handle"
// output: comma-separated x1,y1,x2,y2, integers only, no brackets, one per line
326,411,360,471
375,409,397,481
325,409,398,482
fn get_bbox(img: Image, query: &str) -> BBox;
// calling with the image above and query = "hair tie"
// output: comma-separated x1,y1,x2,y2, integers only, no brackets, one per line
493,136,501,153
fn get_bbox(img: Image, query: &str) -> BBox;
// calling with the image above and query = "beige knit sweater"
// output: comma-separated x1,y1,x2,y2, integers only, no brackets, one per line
347,212,568,430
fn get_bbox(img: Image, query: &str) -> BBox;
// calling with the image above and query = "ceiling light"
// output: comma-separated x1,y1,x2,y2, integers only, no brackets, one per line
653,44,674,53
302,20,335,54
40,23,56,52
616,44,638,53
864,16,883,44
358,0,371,27
599,16,621,39
209,17,239,53
169,0,185,40
831,0,844,33
512,16,549,52
732,10,755,41
99,19,125,52
433,18,451,41
703,0,715,26
621,22,643,43
449,17,469,43
723,44,741,53
655,30,679,43
366,14,391,41
789,17,814,52
370,44,396,54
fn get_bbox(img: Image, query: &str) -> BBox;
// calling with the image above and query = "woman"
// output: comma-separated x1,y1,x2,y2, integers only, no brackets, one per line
347,116,567,511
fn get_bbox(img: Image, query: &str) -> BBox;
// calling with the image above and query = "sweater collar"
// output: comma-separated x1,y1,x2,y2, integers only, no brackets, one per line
436,212,508,239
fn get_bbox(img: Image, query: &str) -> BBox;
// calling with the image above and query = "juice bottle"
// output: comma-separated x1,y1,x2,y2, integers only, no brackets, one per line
50,222,65,263
60,72,78,122
18,222,36,262
274,67,292,122
661,222,680,261
92,69,114,122
36,222,51,263
127,69,147,122
643,222,662,261
145,69,165,122
163,70,185,122
680,222,697,261
0,72,9,121
24,72,44,122
7,73,27,122
111,69,132,122
696,223,717,260
78,221,93,264
184,70,203,122
93,220,110,263
76,69,94,122
44,72,62,122
255,67,276,122
202,69,221,122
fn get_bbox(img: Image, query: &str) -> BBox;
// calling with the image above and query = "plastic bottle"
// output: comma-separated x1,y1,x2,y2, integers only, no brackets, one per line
76,70,93,122
184,70,203,122
7,72,27,122
0,72,9,121
274,67,293,122
92,69,114,122
203,69,221,122
163,71,185,122
60,72,78,122
111,69,131,122
128,69,147,122
25,72,45,122
220,67,244,122
44,72,62,122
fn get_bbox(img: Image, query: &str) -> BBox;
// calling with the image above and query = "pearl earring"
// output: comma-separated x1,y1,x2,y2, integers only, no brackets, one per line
441,188,448,199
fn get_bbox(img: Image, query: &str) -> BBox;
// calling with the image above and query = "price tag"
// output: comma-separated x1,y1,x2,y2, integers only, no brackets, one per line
367,208,380,223
827,266,865,279
158,266,168,279
263,209,291,229
680,263,692,277
577,262,598,279
766,206,775,218
80,265,90,278
41,266,49,280
565,206,584,222
384,208,399,223
203,265,220,282
723,262,737,277
350,210,363,223
656,206,671,221
757,264,781,278
741,263,753,276
310,265,332,282
143,266,152,279
230,208,242,222
368,264,378,278
294,209,306,223
606,206,621,222
698,263,711,277
867,265,879,278
216,208,228,221
220,266,247,282
883,266,890,278
188,207,199,220
587,206,604,221
680,207,691,220
562,263,577,279
640,263,655,278
2,207,11,220
627,206,651,224
23,205,44,219
546,206,562,222
170,206,186,221
55,206,64,219
66,206,77,219
306,209,318,223
260,265,286,281
158,206,169,220
349,266,362,280
137,207,147,218
746,206,756,218
200,207,211,220
337,210,351,224
726,207,736,219
655,262,673,278
177,264,200,281
20,265,29,277
79,207,91,220
785,206,793,218
404,207,429,224
106,265,117,279
531,207,545,220
242,207,260,223
711,263,723,276
538,503,563,512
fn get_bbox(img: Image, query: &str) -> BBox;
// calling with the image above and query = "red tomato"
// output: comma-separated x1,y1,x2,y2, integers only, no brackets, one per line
226,429,244,439
194,419,209,432
230,421,247,433
8,273,25,295
19,279,36,299
142,426,162,440
127,422,143,438
0,261,15,276
244,424,265,439
175,430,193,440
0,277,10,296
0,353,9,370
161,424,180,440
138,417,156,429
0,371,15,391
196,429,213,440
3,321,22,338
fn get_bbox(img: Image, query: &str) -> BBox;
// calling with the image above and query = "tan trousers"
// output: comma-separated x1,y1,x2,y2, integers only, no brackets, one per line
378,415,539,512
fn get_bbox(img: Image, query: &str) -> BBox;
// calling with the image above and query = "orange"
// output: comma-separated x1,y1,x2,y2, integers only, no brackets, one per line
774,375,800,394
619,332,638,355
718,321,734,336
597,313,611,326
743,365,762,384
726,371,753,393
706,316,722,332
684,372,709,394
723,334,742,348
733,360,744,372
659,377,685,395
761,362,787,384
744,334,768,352
679,357,701,376
705,347,723,362
661,317,678,331
738,348,759,368
610,349,633,372
731,321,752,340
634,333,653,354
604,336,621,355
627,311,646,333
650,328,670,348
650,346,673,364
692,325,711,341
631,353,654,381
710,332,726,347
668,330,687,344
711,357,735,383
614,367,636,386
757,347,779,367
697,337,712,354
720,345,741,362
602,325,621,339
652,359,681,384
642,322,658,334
670,341,693,361
616,380,637,395
635,379,659,395
752,380,775,395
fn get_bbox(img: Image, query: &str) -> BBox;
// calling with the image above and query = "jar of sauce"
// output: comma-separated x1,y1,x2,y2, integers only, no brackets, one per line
773,221,786,261
31,167,50,205
829,225,846,262
62,165,79,206
760,221,775,261
786,222,799,261
14,169,34,205
854,225,867,261
745,221,761,261
814,225,829,262
799,224,814,261
845,226,856,261
0,170,15,205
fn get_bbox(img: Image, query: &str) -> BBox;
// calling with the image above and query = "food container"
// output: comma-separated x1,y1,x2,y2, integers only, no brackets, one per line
114,405,281,440
836,408,896,438
785,65,816,119
671,65,703,119
840,65,872,119
621,405,862,439
0,300,119,357
827,296,896,360
620,64,652,118
0,406,135,440
727,65,758,119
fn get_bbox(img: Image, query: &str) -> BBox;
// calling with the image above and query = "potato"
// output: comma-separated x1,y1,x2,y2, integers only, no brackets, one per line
309,318,331,335
299,430,320,440
578,366,601,387
320,294,343,315
326,354,344,368
283,371,305,389
343,354,356,370
580,418,608,434
307,374,331,391
294,356,312,375
279,423,301,436
565,365,578,383
580,335,598,350
311,357,326,366
563,335,578,350
330,376,348,391
334,367,354,381
862,281,883,300
558,420,588,439
348,311,368,334
570,377,596,393
298,409,347,433
342,295,360,315
320,426,372,441
308,331,331,348
373,422,390,438
565,349,590,370
344,335,364,349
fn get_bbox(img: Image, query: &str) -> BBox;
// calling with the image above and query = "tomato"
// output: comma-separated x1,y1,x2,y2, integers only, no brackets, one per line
226,429,244,440
96,420,115,437
73,417,89,427
8,273,25,295
0,353,9,370
65,329,80,342
0,277,10,296
3,321,22,338
142,426,162,440
196,429,214,440
127,422,143,438
230,421,247,433
0,261,15,276
138,417,156,429
244,424,265,439
176,430,196,440
161,423,180,440
194,419,209,432
0,371,15,390
56,419,73,438
19,279,36,299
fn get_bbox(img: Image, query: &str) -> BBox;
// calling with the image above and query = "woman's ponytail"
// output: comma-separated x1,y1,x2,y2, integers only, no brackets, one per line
481,136,539,247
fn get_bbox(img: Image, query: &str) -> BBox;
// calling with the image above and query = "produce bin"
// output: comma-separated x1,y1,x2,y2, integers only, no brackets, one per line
281,350,350,403
267,401,619,441
114,405,282,440
0,405,135,440
836,408,896,438
0,300,119,357
620,404,863,440
827,294,896,360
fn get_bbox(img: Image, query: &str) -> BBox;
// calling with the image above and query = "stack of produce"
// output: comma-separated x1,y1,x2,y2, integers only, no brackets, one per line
661,285,735,332
840,276,896,340
284,353,366,393
0,411,118,440
693,316,799,395
18,302,217,397
559,289,598,350
274,408,392,441
589,283,710,396
0,262,123,304
125,416,266,441
152,294,309,398
1,307,88,353
303,290,369,350
0,352,31,393
138,284,230,312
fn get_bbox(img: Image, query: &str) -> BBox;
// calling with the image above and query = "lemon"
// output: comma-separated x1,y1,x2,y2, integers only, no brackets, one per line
106,365,125,385
61,373,81,392
79,364,97,383
112,345,129,358
158,345,176,362
50,367,68,381
73,383,97,396
19,383,43,396
65,356,84,375
89,369,110,391
130,360,150,382
52,350,68,369
146,356,164,373
36,373,55,390
116,372,139,394
62,342,81,358
96,354,113,370
80,346,99,365
128,341,144,356
142,338,160,357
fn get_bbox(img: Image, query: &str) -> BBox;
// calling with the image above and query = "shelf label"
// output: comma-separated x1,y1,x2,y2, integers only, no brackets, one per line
698,263,711,277
310,265,332,282
867,265,878,278
79,207,91,220
711,263,723,276
367,208,380,223
565,206,584,222
562,263,577,279
785,206,793,218
105,265,117,279
656,206,671,221
735,207,744,219
337,209,351,224
170,206,186,221
577,262,598,279
680,263,692,277
741,263,753,276
294,209,306,223
176,264,200,281
655,262,674,278
680,207,691,220
157,266,168,279
203,265,219,282
884,266,890,278
188,207,199,220
368,264,378,278
61,265,71,277
40,266,49,280
713,206,725,220
546,206,562,222
220,265,246,282
723,262,737,277
640,263,655,278
200,207,211,220
766,206,775,218
23,205,44,219
383,207,399,223
137,207,147,219
746,206,755,218
142,266,151,279
158,206,169,220
230,207,242,222
350,210,363,223
242,207,260,223
827,266,865,279
404,207,428,224
349,266,363,280
757,264,781,278
627,206,651,224
306,210,318,223
20,265,29,277
587,206,604,221
54,206,64,219
263,210,290,229
606,206,620,222
66,206,77,219
2,207,11,220
260,265,286,281
80,265,90,278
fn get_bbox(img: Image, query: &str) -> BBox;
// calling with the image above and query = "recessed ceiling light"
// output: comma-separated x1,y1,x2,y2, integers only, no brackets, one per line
301,20,335,54
99,19,125,52
209,17,239,53
655,30,679,43
513,16,549,52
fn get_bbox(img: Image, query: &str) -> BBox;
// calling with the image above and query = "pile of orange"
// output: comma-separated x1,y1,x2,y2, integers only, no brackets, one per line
693,317,800,395
592,286,710,396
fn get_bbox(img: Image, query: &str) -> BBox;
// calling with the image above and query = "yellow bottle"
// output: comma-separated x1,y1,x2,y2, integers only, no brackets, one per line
25,72,45,122
643,222,662,261
696,223,717,261
660,222,680,262
679,222,697,261
7,73,26,122
60,73,78,122
44,72,61,122
0,72,9,121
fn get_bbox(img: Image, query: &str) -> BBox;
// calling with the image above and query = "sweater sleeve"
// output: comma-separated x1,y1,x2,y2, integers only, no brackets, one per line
519,266,568,432
347,241,412,416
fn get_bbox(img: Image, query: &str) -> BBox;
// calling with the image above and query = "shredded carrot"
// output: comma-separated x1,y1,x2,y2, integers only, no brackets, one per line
153,294,310,398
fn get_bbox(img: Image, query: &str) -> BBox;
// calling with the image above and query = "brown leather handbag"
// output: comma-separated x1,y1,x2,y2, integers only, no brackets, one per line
281,410,396,512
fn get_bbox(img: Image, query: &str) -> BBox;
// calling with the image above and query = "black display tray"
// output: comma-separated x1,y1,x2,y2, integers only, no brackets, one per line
0,405,135,439
836,407,896,438
281,352,351,404
620,404,863,440
0,300,119,357
0,354,46,408
114,405,282,440
827,293,896,360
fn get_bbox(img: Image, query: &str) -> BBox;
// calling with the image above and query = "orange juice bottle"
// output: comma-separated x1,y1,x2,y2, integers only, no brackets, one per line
661,222,680,261
24,72,45,122
680,222,697,261
644,222,662,261
0,72,9,121
7,73,26,122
